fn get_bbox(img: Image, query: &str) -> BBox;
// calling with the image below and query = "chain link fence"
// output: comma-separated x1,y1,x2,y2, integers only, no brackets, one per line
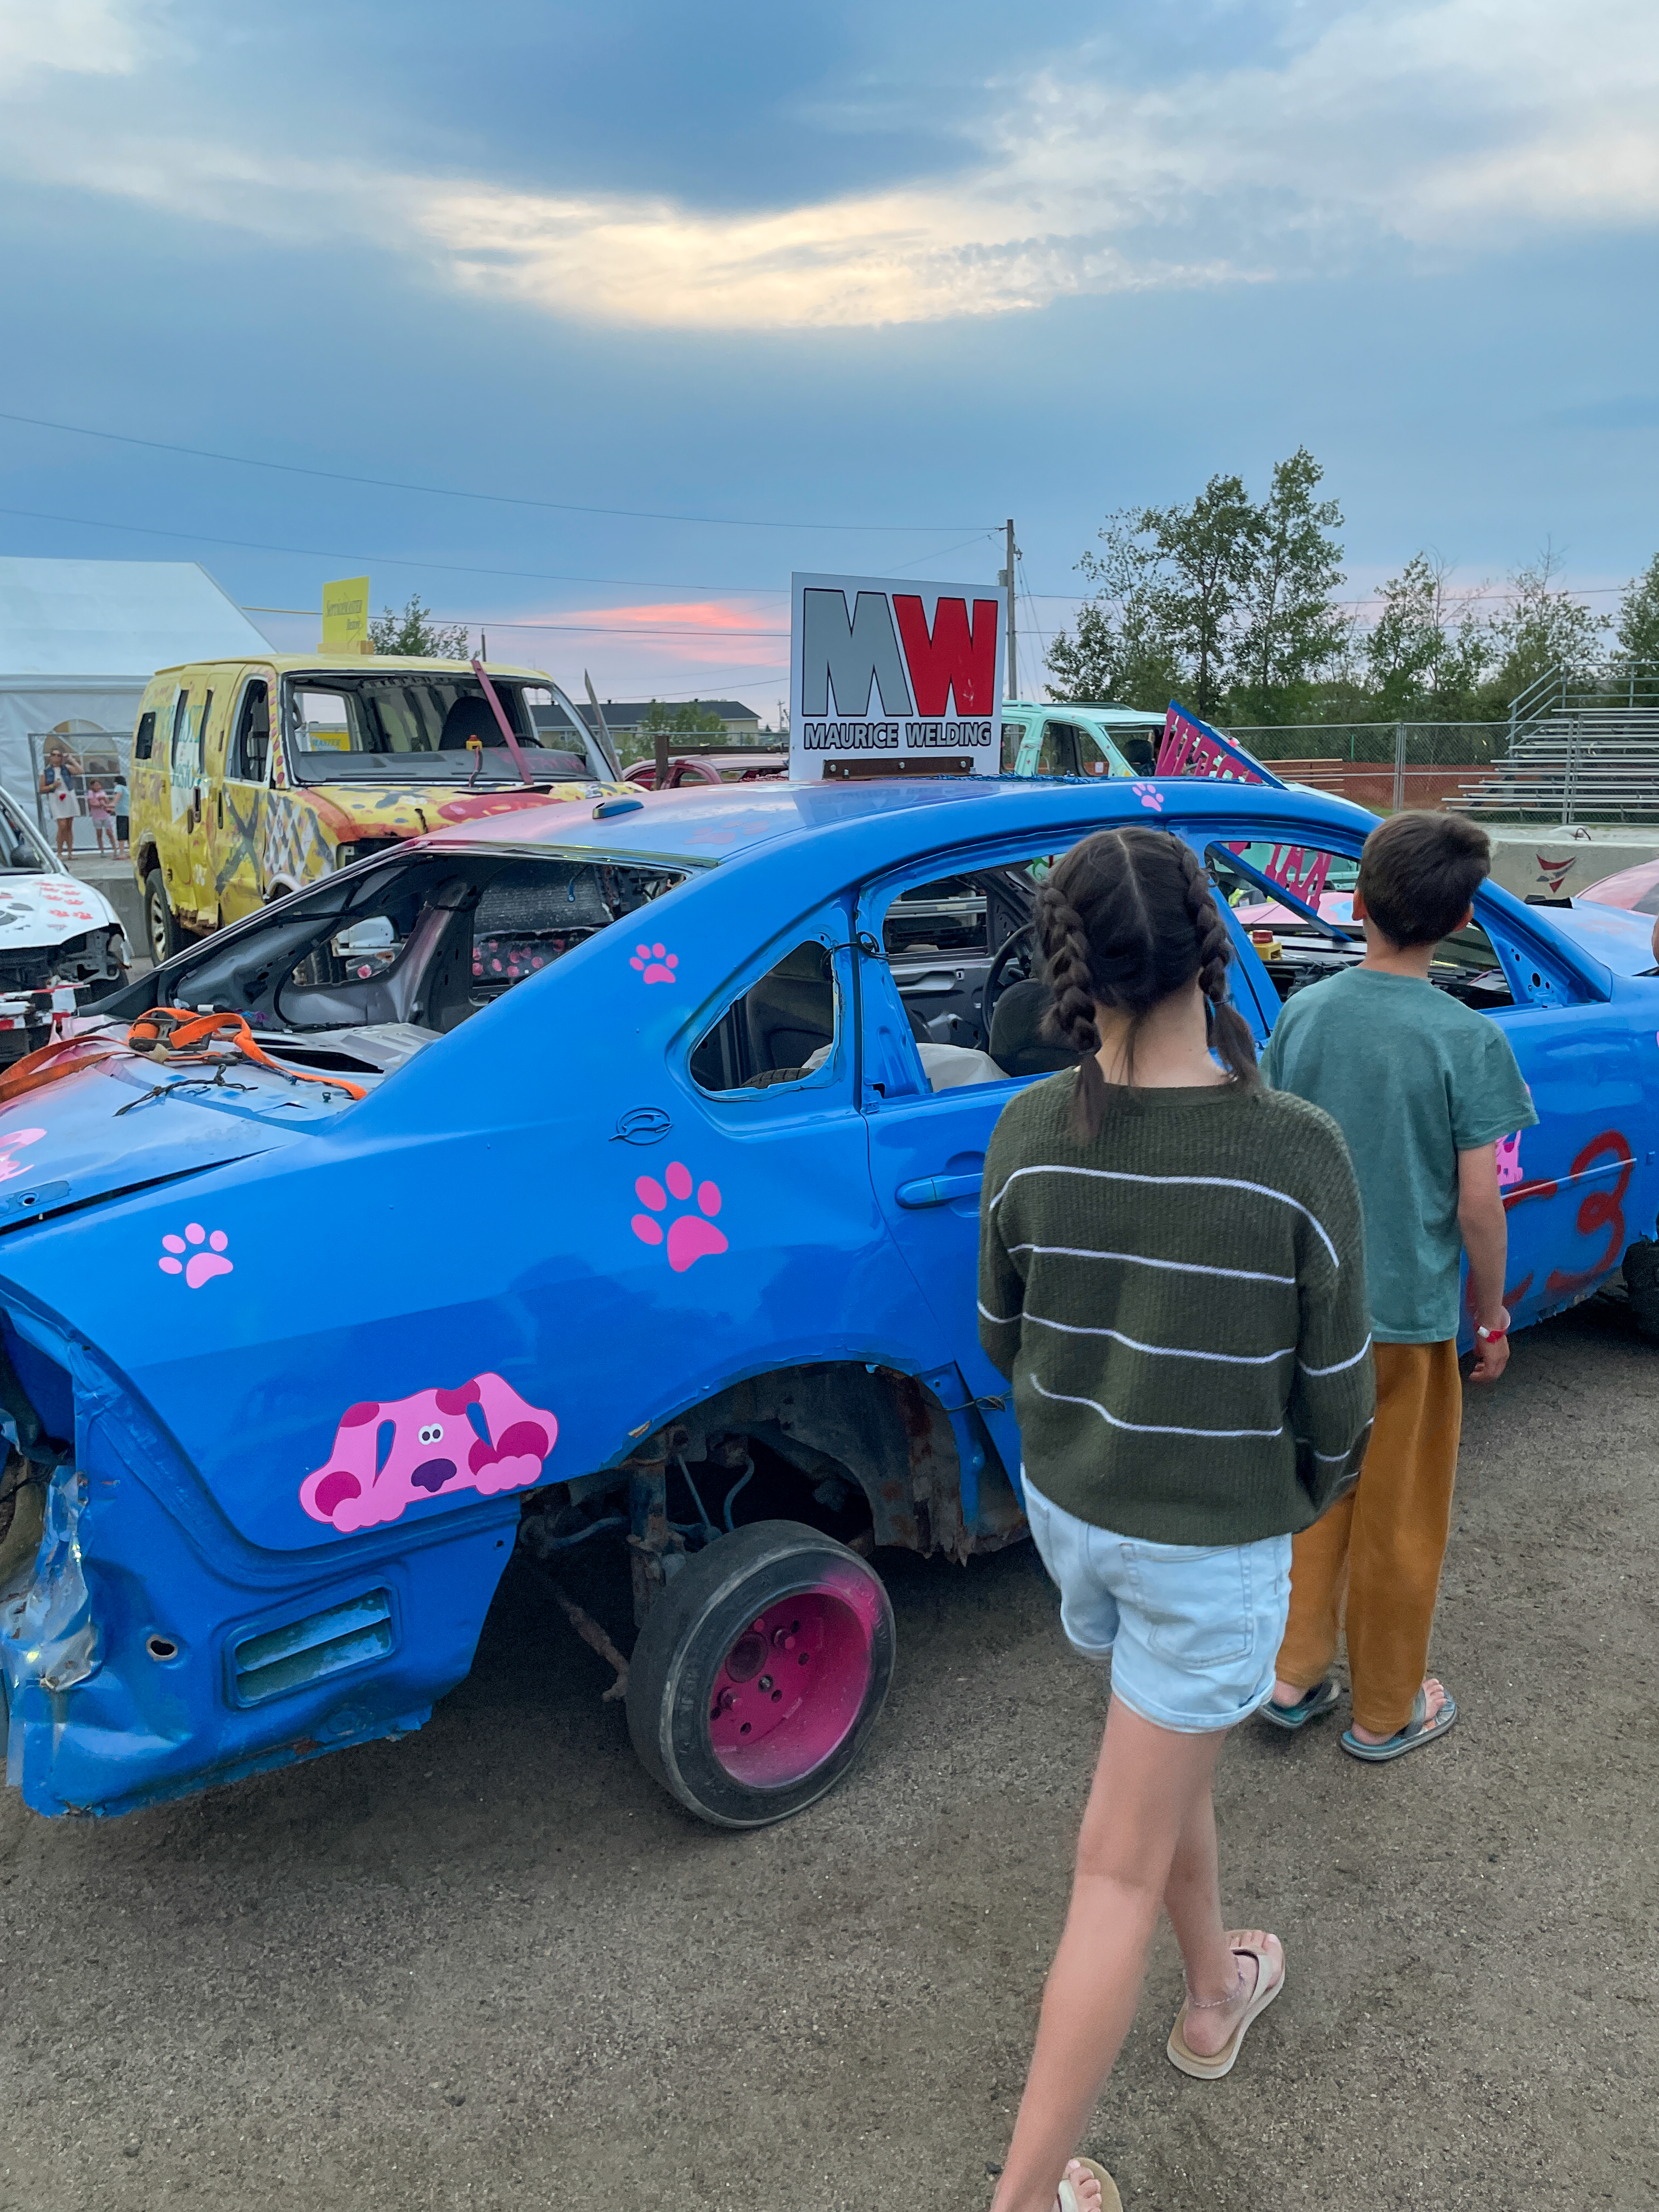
1225,721,1503,814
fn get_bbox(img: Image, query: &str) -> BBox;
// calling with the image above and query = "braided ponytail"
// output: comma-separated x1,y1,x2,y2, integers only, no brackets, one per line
1036,825,1259,1139
1035,877,1108,1140
1171,838,1261,1091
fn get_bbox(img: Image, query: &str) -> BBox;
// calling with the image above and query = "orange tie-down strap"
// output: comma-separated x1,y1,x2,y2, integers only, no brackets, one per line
127,1008,366,1098
0,1032,125,1107
0,1008,367,1108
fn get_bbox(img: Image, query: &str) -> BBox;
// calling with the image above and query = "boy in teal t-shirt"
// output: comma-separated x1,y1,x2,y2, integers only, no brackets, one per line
1259,811,1534,1762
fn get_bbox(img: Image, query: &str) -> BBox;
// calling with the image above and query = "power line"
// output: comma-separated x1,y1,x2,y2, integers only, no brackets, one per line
0,409,991,535
0,503,998,607
0,501,799,596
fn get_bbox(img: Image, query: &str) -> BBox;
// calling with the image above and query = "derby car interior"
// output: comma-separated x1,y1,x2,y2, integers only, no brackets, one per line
1205,841,1516,1012
147,850,689,1079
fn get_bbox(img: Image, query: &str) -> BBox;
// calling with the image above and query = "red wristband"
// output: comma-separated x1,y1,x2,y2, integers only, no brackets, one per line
1475,1324,1507,1342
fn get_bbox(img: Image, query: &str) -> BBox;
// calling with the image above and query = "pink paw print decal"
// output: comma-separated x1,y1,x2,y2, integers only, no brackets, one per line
1130,781,1165,811
159,1223,233,1288
0,1126,45,1184
630,941,679,985
631,1160,727,1272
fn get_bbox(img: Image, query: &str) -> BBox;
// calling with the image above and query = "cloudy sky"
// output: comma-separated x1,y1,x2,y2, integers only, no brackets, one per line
2,0,1657,710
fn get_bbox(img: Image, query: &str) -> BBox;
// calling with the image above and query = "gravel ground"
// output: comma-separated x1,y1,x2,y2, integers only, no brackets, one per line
2,1299,1656,2212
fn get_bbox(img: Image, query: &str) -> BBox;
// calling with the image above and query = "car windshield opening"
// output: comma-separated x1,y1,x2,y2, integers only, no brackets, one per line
156,848,690,1068
280,675,607,786
1207,842,1514,1012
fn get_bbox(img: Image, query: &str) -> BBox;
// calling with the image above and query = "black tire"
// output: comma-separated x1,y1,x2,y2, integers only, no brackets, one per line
145,869,179,964
1623,1239,1659,1341
626,1519,895,1829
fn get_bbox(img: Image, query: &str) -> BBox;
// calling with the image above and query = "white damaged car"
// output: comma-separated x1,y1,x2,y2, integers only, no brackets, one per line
0,787,128,1064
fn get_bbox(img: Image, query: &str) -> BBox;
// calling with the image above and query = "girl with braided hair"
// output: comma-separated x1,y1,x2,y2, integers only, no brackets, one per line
980,825,1374,2212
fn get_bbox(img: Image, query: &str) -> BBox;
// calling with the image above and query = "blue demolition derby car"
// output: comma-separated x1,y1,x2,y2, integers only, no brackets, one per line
1,774,1656,1826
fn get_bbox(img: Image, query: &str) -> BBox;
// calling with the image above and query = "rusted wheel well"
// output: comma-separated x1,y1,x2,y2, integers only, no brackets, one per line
642,1361,1021,1561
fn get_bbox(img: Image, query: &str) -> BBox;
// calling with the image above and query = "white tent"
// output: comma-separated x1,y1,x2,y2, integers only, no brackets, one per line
0,557,269,843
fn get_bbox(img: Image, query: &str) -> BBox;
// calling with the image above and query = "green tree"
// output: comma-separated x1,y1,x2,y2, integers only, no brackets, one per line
1613,552,1659,680
641,699,726,736
620,698,727,766
1135,473,1260,719
1230,449,1347,724
1047,453,1346,722
369,594,470,659
1482,546,1606,701
1043,595,1183,712
1364,553,1491,717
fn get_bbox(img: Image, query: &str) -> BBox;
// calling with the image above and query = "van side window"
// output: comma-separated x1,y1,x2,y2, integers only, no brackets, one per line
230,682,271,782
691,941,839,1093
133,710,156,762
172,692,210,786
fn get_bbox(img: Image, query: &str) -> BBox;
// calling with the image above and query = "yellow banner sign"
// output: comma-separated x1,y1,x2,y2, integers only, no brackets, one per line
321,575,370,652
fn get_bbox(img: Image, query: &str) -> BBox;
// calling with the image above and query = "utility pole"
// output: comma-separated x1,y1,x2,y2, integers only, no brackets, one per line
1000,518,1019,699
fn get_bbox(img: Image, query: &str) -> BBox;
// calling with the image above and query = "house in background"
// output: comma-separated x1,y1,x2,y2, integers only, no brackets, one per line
534,696,765,759
0,557,269,847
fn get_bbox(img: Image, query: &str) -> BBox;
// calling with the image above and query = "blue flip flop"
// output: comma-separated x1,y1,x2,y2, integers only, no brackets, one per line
1259,1678,1340,1731
1341,1683,1457,1762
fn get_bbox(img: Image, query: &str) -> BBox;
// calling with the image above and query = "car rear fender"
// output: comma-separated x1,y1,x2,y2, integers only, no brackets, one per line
604,1361,1026,1565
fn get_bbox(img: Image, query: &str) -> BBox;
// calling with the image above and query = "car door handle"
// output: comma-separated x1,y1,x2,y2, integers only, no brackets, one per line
895,1172,984,1208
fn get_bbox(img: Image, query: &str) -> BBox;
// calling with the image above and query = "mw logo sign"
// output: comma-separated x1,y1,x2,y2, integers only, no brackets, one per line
789,572,1004,780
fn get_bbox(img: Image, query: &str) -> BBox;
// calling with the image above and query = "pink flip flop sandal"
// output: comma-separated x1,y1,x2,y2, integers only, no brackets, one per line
1057,2157,1122,2211
1166,1935,1285,2080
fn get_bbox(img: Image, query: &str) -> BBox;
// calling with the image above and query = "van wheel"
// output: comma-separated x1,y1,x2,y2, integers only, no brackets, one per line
625,1520,894,1829
145,871,179,964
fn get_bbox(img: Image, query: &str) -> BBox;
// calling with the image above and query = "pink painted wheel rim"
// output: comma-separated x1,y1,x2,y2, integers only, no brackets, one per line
707,1578,877,1788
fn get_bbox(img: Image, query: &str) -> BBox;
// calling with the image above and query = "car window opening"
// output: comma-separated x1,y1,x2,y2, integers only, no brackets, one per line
1205,843,1515,1012
877,856,1081,1088
692,941,840,1094
152,850,687,1080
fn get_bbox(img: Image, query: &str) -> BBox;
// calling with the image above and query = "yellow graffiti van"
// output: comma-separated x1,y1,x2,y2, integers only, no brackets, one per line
128,657,624,958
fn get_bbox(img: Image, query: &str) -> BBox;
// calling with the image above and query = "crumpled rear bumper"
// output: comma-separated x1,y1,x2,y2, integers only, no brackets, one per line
0,1295,517,1818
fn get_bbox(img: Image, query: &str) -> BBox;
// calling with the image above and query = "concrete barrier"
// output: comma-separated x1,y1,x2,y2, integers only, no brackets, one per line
1481,824,1659,902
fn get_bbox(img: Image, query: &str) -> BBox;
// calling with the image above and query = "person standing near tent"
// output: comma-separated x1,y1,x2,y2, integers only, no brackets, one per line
40,758,77,862
112,774,130,858
87,780,115,857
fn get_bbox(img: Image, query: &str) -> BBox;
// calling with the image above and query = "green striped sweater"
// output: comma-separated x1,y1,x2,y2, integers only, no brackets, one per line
979,1073,1374,1545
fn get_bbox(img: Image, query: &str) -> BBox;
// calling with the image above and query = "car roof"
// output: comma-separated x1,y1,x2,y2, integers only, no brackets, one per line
1002,700,1166,727
147,656,552,681
419,772,1383,870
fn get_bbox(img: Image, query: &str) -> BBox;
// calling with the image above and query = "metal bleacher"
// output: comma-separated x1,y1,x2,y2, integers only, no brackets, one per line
1455,668,1659,822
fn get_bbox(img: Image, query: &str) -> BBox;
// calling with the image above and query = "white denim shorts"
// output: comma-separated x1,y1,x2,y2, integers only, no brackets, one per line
1022,1469,1292,1734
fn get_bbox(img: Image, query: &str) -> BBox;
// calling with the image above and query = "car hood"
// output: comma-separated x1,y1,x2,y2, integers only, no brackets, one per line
304,780,626,840
0,1048,330,1234
1548,899,1658,977
0,872,120,949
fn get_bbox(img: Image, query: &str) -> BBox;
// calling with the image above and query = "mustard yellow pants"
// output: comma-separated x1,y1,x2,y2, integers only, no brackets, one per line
1276,1340,1463,1737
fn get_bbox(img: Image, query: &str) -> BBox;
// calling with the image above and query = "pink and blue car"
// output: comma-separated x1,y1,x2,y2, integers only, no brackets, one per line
1,774,1655,1826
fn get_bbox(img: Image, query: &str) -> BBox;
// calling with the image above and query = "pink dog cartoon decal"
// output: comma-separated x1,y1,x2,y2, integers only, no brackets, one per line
300,1372,557,1533
0,1127,46,1184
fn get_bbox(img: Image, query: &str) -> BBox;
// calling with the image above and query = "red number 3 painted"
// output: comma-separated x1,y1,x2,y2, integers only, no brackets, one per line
1545,1130,1634,1299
